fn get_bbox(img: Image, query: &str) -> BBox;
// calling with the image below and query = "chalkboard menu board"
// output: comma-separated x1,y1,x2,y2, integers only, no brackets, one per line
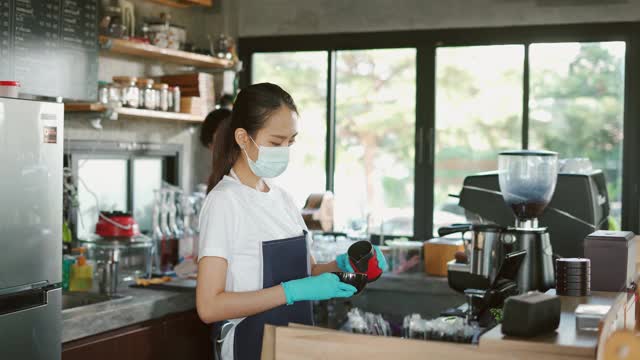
0,0,98,101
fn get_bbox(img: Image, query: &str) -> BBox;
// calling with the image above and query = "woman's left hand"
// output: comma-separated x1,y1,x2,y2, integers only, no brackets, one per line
336,245,388,273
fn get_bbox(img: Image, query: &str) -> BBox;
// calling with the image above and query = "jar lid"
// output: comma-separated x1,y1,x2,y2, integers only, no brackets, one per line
0,80,20,87
113,76,138,84
153,83,169,90
136,78,155,86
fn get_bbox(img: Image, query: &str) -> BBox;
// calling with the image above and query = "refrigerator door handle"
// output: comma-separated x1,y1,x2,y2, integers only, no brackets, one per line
0,283,61,317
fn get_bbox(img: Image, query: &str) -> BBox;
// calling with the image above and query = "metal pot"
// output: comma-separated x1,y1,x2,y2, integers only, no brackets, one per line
438,223,506,283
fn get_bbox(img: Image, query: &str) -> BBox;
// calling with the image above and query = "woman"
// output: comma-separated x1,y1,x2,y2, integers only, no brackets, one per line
196,83,386,360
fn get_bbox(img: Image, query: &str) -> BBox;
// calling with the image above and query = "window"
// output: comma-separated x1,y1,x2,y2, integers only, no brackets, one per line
252,52,328,208
133,158,164,232
434,45,523,234
529,42,625,226
335,49,416,236
66,142,180,239
244,24,639,237
77,158,128,240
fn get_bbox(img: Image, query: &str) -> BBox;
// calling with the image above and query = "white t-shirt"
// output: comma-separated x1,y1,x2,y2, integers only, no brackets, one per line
198,173,309,360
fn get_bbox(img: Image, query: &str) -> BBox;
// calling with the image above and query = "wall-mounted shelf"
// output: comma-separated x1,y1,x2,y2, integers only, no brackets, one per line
65,103,107,112
116,107,204,122
99,36,234,69
65,103,204,123
148,0,212,8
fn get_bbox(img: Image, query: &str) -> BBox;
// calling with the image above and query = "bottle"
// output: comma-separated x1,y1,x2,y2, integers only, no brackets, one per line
179,196,195,260
151,190,163,276
69,248,93,292
160,189,172,273
167,190,181,266
62,255,75,291
172,86,180,113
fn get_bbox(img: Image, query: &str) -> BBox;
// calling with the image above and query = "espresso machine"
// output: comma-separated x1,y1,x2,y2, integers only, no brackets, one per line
498,150,558,293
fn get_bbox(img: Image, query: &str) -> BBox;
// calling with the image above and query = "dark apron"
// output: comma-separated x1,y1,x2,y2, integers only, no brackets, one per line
225,231,313,360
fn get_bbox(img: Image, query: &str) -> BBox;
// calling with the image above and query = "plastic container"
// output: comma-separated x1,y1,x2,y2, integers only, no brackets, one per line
0,81,20,97
386,239,423,274
423,238,465,276
575,304,610,331
69,248,93,292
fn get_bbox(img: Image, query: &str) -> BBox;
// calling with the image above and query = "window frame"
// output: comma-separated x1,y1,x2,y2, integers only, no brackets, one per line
240,22,640,238
64,140,183,236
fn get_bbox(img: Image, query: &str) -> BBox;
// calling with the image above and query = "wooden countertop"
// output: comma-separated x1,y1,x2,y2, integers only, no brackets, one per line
479,235,639,359
480,291,619,359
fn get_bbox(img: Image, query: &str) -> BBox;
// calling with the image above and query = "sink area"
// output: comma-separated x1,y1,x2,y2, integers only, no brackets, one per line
62,292,132,311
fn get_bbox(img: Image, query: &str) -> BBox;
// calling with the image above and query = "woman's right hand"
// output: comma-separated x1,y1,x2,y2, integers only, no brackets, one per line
281,273,356,305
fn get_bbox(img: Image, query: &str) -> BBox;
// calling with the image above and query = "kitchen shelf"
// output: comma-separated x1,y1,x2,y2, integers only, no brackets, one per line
99,36,233,69
116,107,204,122
147,0,212,8
64,103,107,112
65,103,204,123
148,0,191,8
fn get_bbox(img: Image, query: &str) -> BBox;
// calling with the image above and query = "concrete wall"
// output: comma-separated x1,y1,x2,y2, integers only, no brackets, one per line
235,0,640,37
65,0,229,192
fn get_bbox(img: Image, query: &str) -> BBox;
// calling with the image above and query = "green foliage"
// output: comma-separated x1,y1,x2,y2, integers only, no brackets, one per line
253,43,625,227
530,43,624,203
490,308,504,323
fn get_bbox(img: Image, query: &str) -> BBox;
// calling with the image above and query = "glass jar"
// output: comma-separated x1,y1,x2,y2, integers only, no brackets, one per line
137,78,156,110
107,83,122,107
98,81,109,105
172,86,181,113
154,83,170,111
113,76,139,108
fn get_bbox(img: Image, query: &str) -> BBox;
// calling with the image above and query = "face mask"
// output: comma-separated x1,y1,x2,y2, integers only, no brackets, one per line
242,136,290,178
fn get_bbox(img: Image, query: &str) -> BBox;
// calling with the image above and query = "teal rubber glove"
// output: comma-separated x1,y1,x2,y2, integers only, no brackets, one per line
336,245,389,273
281,273,357,305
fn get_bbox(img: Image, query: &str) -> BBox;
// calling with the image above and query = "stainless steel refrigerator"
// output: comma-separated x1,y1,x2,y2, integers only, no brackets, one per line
0,97,63,359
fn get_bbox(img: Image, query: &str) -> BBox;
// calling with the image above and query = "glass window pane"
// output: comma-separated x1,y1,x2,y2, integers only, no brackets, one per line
77,159,128,239
434,45,524,234
252,51,328,208
133,158,163,233
335,48,416,236
529,42,625,227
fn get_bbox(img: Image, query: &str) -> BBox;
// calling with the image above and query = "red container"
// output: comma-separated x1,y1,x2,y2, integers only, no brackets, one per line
0,81,20,97
95,211,140,238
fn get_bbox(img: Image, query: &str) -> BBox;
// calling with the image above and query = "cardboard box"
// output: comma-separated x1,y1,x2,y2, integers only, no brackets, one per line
424,238,465,276
180,96,207,116
160,72,216,113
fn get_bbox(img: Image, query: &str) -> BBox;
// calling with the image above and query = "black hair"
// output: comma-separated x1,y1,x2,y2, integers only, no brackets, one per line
207,83,298,193
200,108,232,148
218,93,235,109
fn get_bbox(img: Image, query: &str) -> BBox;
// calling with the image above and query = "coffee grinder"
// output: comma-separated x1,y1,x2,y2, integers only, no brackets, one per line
498,150,558,293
